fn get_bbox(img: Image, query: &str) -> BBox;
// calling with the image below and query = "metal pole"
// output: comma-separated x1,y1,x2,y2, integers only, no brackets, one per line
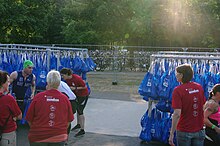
46,48,51,72
112,46,118,85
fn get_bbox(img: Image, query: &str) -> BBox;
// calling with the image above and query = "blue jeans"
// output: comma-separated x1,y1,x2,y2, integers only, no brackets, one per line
176,129,205,146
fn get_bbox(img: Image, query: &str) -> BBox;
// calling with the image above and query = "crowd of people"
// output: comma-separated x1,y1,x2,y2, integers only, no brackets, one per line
0,60,89,146
0,60,220,146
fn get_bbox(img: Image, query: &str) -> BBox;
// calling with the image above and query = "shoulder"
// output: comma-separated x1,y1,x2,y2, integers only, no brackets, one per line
204,100,218,112
191,82,203,88
73,74,81,78
33,91,45,100
32,74,36,79
173,84,183,91
4,94,16,102
73,74,84,81
10,71,18,78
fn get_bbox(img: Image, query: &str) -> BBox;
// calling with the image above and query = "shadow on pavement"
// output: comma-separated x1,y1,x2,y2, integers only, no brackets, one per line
17,125,169,146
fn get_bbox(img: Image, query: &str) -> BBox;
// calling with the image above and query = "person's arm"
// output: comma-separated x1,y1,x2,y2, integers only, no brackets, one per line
9,71,17,84
71,79,87,91
204,103,220,134
169,109,181,146
27,121,32,127
13,113,22,121
31,74,36,99
72,86,87,90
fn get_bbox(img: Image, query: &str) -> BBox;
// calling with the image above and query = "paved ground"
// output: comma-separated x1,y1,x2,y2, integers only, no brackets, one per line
17,72,169,146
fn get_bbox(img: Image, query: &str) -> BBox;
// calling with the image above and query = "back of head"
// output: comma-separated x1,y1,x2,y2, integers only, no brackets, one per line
176,64,193,83
60,68,72,76
0,70,9,87
209,83,220,98
47,70,61,89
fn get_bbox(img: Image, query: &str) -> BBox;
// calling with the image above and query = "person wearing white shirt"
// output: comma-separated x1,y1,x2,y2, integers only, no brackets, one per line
58,81,77,137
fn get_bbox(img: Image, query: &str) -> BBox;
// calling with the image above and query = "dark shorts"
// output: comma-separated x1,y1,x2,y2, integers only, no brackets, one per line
72,96,88,115
16,99,25,113
70,100,77,114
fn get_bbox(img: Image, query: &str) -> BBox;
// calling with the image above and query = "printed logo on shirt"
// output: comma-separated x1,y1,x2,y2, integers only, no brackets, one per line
193,111,198,117
49,113,55,119
50,105,56,112
45,96,60,102
48,120,55,127
188,89,199,94
19,77,23,82
193,103,198,109
17,81,23,86
193,96,198,102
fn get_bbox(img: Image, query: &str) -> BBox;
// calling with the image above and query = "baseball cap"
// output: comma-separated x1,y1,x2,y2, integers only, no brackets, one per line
23,60,34,69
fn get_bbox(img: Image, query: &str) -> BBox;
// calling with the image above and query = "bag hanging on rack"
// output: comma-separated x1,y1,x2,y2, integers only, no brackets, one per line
150,109,161,141
72,56,83,72
50,53,58,70
152,110,162,141
204,72,217,99
1,52,13,73
139,109,152,142
138,72,158,99
160,113,172,144
156,99,172,113
84,57,96,72
158,71,172,100
36,54,47,90
81,59,89,73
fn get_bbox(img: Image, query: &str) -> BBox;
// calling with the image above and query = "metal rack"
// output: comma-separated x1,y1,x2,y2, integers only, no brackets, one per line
0,44,89,71
151,54,220,61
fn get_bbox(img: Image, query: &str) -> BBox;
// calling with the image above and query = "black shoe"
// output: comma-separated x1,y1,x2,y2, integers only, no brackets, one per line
71,124,81,131
74,129,85,137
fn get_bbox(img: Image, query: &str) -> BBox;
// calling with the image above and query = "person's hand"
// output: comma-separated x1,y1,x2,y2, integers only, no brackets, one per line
70,86,77,91
31,93,34,99
13,117,17,121
215,127,220,134
168,133,175,146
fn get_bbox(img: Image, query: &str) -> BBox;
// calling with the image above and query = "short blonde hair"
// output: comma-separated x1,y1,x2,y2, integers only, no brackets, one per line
47,70,61,89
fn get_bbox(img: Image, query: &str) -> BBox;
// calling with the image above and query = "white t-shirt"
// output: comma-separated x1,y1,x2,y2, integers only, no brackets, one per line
58,81,76,100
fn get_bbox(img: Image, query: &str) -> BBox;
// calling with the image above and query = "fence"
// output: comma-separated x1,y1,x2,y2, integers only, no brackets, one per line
53,44,219,72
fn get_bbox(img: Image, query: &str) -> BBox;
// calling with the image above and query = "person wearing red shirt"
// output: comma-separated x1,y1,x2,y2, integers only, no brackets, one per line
203,84,220,145
60,68,89,137
0,70,22,146
169,64,206,146
26,70,74,146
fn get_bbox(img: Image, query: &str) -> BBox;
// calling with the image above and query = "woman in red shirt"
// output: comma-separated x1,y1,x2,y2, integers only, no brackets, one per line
169,64,206,146
60,68,89,137
0,71,22,146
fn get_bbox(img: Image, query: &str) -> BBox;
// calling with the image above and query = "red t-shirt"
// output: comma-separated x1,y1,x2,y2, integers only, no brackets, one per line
66,74,89,97
172,82,206,132
0,93,21,133
26,89,74,143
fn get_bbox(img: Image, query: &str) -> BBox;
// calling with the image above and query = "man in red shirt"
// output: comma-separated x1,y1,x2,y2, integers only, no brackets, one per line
60,68,89,137
169,64,206,146
26,70,74,145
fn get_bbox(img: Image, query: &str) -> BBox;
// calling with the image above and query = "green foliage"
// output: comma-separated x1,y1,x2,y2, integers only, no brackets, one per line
1,0,220,47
